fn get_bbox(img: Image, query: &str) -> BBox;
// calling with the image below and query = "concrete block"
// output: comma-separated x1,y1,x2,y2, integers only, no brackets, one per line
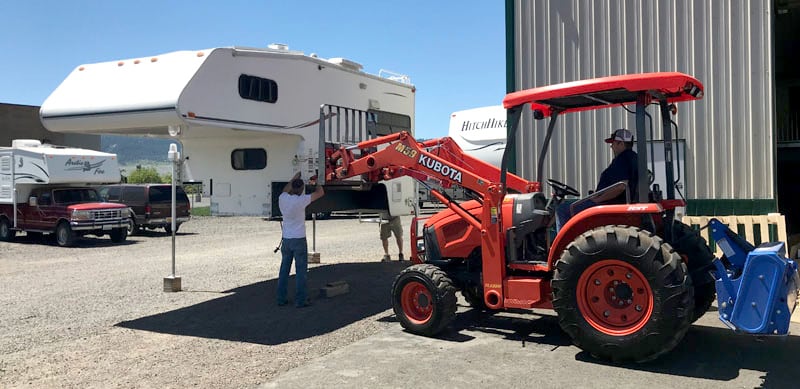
309,252,321,264
163,275,182,292
319,280,349,298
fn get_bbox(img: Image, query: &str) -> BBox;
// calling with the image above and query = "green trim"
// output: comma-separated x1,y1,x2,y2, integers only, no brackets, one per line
505,0,516,95
505,0,517,174
685,199,777,216
770,1,778,202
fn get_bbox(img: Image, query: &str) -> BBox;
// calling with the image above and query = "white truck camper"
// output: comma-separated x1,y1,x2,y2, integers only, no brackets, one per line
0,139,121,203
448,105,507,168
39,45,417,217
0,140,130,247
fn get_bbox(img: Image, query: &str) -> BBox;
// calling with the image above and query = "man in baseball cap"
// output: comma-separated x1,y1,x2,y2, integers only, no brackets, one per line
605,128,634,143
598,128,638,201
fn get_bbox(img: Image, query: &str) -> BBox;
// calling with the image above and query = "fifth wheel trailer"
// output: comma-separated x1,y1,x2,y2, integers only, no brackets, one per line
39,44,416,218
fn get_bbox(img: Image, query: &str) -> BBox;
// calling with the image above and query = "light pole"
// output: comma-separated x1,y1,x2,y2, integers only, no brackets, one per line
163,143,181,292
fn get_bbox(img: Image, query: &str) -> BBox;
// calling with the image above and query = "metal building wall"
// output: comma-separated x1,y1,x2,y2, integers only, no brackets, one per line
511,0,773,200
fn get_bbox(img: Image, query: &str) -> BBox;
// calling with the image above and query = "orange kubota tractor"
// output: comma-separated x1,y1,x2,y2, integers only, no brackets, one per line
324,72,798,362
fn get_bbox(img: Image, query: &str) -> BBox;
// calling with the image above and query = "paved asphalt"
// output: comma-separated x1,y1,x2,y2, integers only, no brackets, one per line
263,303,800,388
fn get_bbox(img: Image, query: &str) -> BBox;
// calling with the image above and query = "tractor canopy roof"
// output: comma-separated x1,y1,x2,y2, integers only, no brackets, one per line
502,72,704,117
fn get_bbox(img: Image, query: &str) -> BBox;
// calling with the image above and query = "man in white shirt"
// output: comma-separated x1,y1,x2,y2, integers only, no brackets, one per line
277,172,324,307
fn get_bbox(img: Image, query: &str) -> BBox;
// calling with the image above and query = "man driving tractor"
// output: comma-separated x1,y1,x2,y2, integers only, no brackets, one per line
556,128,639,230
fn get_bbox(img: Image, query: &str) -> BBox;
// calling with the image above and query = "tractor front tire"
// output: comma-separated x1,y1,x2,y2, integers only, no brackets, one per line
552,225,694,363
392,264,457,336
670,221,717,322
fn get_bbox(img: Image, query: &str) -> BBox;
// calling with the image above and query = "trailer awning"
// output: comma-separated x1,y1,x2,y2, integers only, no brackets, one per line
502,72,704,117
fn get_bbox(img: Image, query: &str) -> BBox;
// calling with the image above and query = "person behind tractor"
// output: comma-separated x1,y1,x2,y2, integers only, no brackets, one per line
276,172,324,308
380,213,405,262
555,128,638,230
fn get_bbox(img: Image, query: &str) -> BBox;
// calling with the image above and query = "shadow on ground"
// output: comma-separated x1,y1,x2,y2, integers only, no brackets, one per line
447,307,800,385
116,261,408,345
407,306,800,385
8,233,138,248
578,322,800,386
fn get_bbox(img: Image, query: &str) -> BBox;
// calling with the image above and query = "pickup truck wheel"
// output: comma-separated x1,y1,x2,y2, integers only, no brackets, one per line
55,222,75,247
552,225,694,363
164,223,180,234
127,217,139,236
0,217,15,242
110,228,127,243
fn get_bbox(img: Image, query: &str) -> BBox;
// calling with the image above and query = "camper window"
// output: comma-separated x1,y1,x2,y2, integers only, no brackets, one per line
39,192,51,206
367,110,411,137
99,186,122,201
53,188,101,205
238,74,278,103
231,148,267,170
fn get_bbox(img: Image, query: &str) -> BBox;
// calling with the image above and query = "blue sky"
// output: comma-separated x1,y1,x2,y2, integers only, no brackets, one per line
0,1,506,140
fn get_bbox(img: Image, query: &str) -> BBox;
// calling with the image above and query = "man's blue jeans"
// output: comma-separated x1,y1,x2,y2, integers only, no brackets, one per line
277,237,308,307
556,199,596,231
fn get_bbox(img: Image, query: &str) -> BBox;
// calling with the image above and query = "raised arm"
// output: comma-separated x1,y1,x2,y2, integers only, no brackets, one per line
309,175,325,202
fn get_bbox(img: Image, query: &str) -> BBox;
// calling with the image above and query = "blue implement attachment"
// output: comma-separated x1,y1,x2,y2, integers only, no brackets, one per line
709,219,800,335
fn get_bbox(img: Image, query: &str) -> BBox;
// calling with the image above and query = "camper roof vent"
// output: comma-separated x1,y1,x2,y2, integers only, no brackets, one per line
379,69,412,84
328,57,364,72
267,43,289,51
12,139,42,148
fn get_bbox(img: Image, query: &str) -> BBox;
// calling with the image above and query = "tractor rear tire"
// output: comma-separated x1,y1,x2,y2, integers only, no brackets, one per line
392,264,457,336
669,221,717,323
552,225,694,363
461,284,487,310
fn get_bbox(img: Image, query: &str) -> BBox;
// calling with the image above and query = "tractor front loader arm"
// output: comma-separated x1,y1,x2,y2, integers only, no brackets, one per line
326,131,537,198
324,131,536,309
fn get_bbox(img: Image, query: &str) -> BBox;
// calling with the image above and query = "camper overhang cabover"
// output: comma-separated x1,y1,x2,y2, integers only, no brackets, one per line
39,45,417,217
40,46,414,137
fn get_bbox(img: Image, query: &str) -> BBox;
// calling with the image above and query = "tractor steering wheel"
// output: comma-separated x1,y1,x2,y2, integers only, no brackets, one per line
547,178,580,198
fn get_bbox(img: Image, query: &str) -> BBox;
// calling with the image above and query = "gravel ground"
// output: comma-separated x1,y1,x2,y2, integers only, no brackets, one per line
0,215,415,388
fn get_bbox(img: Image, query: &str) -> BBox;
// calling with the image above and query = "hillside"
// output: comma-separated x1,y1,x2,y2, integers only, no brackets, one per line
101,135,175,164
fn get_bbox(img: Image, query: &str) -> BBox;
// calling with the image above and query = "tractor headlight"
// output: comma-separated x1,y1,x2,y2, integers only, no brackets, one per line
72,210,92,220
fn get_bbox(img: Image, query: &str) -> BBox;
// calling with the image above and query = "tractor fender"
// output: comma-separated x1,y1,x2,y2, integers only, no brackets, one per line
547,203,663,268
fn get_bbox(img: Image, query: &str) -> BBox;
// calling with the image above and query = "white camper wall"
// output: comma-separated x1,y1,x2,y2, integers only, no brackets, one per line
176,48,417,216
448,106,507,168
181,130,302,216
0,151,13,203
177,48,414,145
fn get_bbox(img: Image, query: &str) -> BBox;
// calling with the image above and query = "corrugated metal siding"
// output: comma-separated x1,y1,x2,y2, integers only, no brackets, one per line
512,0,773,200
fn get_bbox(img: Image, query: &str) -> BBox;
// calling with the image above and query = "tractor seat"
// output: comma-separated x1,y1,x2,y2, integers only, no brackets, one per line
569,180,629,215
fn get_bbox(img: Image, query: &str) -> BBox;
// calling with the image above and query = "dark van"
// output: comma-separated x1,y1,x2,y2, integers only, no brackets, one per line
98,184,191,235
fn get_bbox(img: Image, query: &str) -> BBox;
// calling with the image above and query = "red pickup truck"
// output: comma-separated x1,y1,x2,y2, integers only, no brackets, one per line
0,186,130,247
